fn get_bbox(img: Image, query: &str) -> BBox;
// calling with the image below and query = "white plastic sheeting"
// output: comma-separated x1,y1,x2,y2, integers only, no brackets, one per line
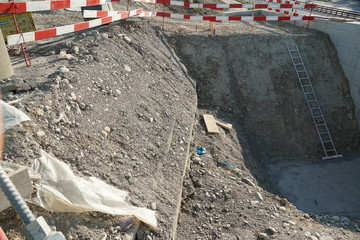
31,150,157,228
1,100,30,133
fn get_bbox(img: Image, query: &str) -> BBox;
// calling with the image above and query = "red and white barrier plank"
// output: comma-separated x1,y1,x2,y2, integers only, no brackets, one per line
7,8,143,46
268,8,299,16
0,0,120,14
133,0,316,9
84,10,314,21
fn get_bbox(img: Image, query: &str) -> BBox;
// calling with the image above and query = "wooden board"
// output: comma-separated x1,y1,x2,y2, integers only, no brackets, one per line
0,166,33,212
203,114,219,134
215,119,232,131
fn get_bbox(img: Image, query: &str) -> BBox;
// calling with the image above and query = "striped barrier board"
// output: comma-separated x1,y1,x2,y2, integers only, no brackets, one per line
0,0,120,14
133,0,317,9
7,8,143,46
90,10,314,21
154,11,314,21
84,10,315,21
268,8,299,16
83,10,127,18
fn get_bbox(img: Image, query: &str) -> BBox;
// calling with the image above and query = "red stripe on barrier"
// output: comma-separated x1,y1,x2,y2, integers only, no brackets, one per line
35,28,56,40
283,10,290,14
229,16,241,20
254,16,267,21
101,16,113,24
74,22,90,31
87,0,101,6
184,14,191,19
203,16,216,21
280,4,292,8
229,4,243,8
294,12,299,16
0,2,27,14
303,16,315,20
51,1,71,10
157,12,171,17
305,3,316,9
184,2,190,7
278,16,291,20
255,4,269,8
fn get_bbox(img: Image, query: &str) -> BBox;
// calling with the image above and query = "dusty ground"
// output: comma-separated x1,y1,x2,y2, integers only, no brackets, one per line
1,2,360,240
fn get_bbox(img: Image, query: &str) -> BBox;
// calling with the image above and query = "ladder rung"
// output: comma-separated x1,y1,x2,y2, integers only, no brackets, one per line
294,63,303,66
299,77,309,80
317,123,326,126
292,56,300,59
323,140,333,143
297,70,307,73
308,99,317,102
306,92,315,95
302,84,312,87
313,115,323,118
289,50,298,52
326,149,336,152
319,132,329,134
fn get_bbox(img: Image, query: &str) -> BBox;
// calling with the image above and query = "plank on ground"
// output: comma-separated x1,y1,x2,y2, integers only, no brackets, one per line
203,114,219,134
215,119,232,130
0,166,33,212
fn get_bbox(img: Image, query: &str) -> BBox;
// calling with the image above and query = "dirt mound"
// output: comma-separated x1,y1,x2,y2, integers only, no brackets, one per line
1,20,196,239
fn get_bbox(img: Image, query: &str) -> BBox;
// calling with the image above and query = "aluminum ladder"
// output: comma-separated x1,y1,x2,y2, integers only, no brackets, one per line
287,44,342,160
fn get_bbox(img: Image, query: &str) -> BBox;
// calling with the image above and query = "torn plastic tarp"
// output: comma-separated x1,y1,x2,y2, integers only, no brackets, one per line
31,150,157,228
1,100,30,133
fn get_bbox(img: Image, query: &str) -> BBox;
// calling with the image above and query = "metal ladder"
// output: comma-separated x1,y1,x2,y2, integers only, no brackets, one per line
287,44,342,160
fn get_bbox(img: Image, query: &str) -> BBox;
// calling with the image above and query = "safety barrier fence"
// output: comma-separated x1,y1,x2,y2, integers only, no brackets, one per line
84,10,313,21
132,0,317,10
7,8,143,45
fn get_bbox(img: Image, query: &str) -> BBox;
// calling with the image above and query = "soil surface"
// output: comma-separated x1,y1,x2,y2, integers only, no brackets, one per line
1,2,360,240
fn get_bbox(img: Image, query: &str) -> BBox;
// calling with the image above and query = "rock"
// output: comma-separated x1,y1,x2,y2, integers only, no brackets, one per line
100,232,107,240
266,227,276,235
283,222,290,228
58,66,70,75
150,202,157,210
310,236,318,240
255,192,263,201
101,130,108,138
304,231,312,238
37,130,45,137
258,232,268,239
319,236,333,240
59,50,72,60
149,117,154,123
101,33,109,39
242,177,256,187
71,46,80,54
123,35,132,44
279,206,286,212
288,220,296,225
331,216,339,222
104,126,111,133
117,216,136,232
124,65,132,72
70,92,77,101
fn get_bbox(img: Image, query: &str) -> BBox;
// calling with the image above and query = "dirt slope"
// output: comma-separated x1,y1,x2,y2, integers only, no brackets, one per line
1,20,197,239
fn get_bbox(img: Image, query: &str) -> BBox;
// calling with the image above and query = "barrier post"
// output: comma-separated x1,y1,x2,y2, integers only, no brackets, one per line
0,29,13,80
210,22,214,37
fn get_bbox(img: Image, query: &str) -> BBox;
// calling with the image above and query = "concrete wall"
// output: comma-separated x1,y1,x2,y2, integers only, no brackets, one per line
294,19,360,125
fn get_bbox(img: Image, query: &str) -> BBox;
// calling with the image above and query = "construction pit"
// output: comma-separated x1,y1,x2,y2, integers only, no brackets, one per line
1,9,360,240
